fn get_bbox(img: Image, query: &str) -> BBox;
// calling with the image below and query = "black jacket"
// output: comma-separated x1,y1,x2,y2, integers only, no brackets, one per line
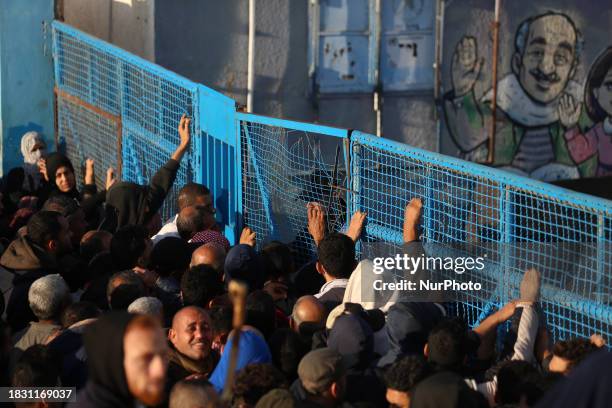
0,236,58,332
102,159,180,232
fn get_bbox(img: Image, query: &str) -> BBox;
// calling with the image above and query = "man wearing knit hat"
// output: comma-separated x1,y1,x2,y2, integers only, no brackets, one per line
296,348,347,407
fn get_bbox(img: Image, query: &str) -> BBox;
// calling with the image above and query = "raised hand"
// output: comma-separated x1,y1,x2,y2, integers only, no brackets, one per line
178,114,191,149
239,226,256,247
403,198,423,243
172,114,192,161
105,167,117,190
38,158,48,181
451,36,483,97
346,210,366,242
307,202,326,246
558,93,582,128
85,158,95,185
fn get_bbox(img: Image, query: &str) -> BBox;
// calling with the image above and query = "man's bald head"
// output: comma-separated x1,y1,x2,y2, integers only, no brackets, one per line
169,378,217,408
169,306,213,361
291,295,325,333
190,243,226,271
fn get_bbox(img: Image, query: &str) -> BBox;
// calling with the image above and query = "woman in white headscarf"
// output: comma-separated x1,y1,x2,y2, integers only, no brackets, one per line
20,131,46,193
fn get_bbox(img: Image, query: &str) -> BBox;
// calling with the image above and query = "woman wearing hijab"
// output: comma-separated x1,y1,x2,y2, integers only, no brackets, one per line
20,131,47,193
101,114,192,232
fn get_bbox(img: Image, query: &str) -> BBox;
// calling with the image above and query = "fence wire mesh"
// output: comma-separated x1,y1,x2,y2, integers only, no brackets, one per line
240,120,348,264
53,22,198,221
351,132,612,342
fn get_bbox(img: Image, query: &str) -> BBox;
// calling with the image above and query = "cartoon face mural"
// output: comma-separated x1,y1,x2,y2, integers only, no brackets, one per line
512,13,579,104
443,11,612,181
562,47,612,176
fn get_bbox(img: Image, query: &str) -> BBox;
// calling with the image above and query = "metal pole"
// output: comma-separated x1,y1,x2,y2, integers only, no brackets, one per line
247,0,256,113
488,0,501,163
374,0,382,137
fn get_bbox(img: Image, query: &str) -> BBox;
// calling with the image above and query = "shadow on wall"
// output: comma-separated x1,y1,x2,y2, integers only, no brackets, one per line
154,0,247,103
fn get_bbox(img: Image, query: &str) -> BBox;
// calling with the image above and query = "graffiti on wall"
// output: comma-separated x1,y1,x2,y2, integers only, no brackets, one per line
443,11,612,181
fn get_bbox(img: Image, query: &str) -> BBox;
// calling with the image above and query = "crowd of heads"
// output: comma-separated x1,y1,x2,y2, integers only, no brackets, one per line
0,129,609,408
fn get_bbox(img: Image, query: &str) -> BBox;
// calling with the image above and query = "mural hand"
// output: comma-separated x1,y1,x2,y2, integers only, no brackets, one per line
451,36,482,97
558,94,582,128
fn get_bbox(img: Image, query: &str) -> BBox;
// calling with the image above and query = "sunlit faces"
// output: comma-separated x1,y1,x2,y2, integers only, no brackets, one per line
123,322,169,406
169,307,213,361
54,165,76,192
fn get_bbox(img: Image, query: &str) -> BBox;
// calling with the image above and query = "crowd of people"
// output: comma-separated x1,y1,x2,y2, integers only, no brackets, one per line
0,116,610,408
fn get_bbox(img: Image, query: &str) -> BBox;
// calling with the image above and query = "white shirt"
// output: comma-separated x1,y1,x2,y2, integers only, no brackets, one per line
314,279,349,299
151,214,180,245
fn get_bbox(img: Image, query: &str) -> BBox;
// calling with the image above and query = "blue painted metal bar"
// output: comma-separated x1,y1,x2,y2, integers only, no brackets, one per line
352,131,612,214
236,112,349,139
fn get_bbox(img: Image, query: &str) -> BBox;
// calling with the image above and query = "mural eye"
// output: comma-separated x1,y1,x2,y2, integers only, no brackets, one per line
554,54,569,66
604,81,612,91
530,49,544,59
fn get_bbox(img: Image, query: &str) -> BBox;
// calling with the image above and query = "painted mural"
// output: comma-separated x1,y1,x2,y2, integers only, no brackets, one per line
443,11,612,181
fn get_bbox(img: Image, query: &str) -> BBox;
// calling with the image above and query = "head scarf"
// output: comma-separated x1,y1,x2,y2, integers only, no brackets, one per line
209,329,272,393
327,314,374,371
20,132,46,191
104,182,150,231
45,152,77,197
82,311,136,406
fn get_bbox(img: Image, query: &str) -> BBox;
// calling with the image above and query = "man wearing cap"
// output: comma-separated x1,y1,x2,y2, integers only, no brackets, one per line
294,347,347,407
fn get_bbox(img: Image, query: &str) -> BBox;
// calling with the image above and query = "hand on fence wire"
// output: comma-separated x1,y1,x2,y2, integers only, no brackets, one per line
590,334,606,348
38,158,48,181
403,198,423,243
346,210,366,242
84,158,95,185
106,167,117,190
307,202,326,247
172,114,192,161
239,227,256,247
495,300,518,324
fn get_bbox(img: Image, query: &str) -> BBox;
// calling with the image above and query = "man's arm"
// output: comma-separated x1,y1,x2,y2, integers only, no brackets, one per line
147,115,192,216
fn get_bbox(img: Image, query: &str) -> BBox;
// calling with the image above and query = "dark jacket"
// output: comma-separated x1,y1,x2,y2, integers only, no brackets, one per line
102,159,180,232
72,312,136,408
0,236,58,332
166,347,218,390
317,285,346,314
327,315,386,406
377,302,446,368
47,320,94,390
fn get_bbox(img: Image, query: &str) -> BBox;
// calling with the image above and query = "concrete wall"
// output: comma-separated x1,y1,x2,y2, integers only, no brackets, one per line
0,0,55,174
154,0,437,151
439,0,612,180
63,0,154,61
61,0,612,179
